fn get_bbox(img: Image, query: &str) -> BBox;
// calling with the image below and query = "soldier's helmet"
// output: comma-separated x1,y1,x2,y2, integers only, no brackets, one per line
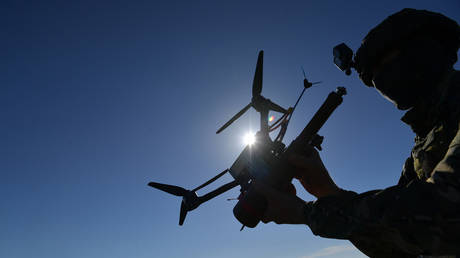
354,8,460,87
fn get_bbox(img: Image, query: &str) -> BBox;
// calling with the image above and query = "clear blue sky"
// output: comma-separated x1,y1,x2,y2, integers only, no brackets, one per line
2,1,459,258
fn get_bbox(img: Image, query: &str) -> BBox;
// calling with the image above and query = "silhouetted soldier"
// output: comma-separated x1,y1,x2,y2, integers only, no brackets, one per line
254,8,460,257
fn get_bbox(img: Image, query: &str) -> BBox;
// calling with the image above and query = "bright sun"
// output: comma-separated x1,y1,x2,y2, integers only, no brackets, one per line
243,132,256,145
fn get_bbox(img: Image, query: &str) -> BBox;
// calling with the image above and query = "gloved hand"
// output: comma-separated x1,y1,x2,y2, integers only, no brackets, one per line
252,146,342,225
290,146,341,198
252,181,307,224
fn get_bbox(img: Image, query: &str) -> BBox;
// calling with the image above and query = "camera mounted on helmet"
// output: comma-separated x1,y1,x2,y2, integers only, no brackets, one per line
333,9,460,87
333,43,354,76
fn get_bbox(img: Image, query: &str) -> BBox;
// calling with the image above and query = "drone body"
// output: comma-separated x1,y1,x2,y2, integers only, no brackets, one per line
148,50,345,228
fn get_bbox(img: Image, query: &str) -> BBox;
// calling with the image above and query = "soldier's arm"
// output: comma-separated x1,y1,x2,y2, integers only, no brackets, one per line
428,124,460,188
304,126,460,255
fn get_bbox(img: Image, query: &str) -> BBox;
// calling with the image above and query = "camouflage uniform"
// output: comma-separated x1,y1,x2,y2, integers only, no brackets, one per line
303,9,460,258
303,70,460,257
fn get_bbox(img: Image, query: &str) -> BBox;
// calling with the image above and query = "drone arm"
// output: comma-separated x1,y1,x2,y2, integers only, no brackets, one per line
216,103,252,134
259,109,269,136
192,169,229,192
275,119,289,142
269,113,290,132
269,113,287,129
197,180,239,204
267,99,287,114
273,84,309,142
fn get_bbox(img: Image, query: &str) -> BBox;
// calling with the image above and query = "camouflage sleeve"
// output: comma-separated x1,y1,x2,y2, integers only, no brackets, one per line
303,128,460,257
428,124,460,189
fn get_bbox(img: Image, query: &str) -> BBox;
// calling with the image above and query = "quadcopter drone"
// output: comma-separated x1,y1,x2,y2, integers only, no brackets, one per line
149,51,346,228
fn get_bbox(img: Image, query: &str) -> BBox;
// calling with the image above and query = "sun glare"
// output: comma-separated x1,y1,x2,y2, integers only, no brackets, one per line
243,132,256,146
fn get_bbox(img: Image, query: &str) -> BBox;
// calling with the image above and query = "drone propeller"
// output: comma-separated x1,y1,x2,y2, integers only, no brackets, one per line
252,51,263,97
304,80,322,88
148,182,188,196
179,202,187,225
148,169,234,226
301,66,322,89
148,182,199,225
216,51,266,134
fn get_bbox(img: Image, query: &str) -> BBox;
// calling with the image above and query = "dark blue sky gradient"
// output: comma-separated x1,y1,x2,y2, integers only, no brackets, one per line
2,1,459,257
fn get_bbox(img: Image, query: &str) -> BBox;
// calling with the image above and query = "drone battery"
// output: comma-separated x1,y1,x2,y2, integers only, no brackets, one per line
229,144,274,183
230,144,274,228
233,187,267,228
